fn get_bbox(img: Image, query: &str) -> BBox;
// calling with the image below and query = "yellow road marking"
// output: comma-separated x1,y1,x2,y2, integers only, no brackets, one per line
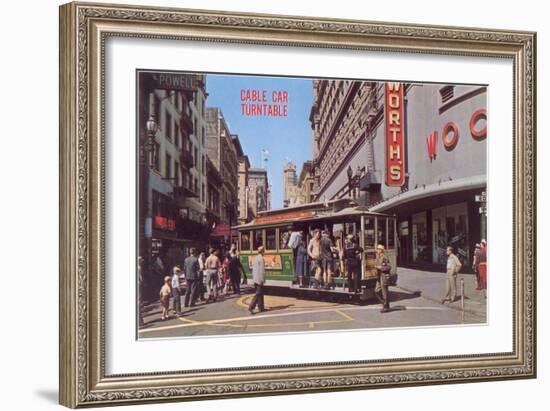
139,305,448,334
236,294,346,311
335,310,354,321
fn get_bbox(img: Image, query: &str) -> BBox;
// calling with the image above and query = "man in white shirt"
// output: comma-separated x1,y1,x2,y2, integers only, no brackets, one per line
441,246,462,304
248,246,266,314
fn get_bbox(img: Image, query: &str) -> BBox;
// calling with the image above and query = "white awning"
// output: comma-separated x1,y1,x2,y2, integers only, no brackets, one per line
369,175,486,212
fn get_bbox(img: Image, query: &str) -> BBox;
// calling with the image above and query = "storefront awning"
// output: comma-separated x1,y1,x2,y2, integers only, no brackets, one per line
209,223,236,238
369,175,486,213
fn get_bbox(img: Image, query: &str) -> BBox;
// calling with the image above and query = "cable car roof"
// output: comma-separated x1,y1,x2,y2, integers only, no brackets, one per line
233,204,395,230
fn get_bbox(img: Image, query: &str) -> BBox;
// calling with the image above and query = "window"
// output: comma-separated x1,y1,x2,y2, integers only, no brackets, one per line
154,142,161,172
175,124,181,148
279,227,292,249
240,232,251,251
164,152,172,179
439,85,455,103
377,218,387,248
253,230,263,250
388,218,396,248
174,162,180,186
165,112,172,141
364,218,375,247
266,229,277,250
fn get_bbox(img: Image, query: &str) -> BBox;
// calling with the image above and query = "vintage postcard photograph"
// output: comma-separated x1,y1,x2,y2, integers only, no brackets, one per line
136,70,488,339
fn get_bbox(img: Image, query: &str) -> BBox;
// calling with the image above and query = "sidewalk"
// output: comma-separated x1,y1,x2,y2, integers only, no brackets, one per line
395,267,487,318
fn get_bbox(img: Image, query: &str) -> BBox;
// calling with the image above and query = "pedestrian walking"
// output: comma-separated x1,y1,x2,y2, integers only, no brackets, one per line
159,275,171,320
205,248,221,302
375,244,392,313
441,246,462,304
183,248,200,308
170,267,182,316
248,246,266,314
343,234,363,293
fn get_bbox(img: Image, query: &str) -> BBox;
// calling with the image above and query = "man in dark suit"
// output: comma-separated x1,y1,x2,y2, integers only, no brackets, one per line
183,248,200,308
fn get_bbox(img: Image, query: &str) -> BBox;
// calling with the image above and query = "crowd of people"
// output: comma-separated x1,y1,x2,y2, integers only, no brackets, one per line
149,229,491,321
157,244,247,320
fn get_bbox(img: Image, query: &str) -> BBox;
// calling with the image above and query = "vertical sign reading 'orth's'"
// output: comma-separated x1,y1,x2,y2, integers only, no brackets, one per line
385,82,406,187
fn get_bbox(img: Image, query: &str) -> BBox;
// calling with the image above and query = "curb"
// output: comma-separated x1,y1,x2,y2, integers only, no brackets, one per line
395,285,486,318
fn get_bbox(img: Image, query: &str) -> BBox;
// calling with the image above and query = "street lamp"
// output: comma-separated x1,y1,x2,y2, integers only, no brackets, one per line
139,113,157,302
145,115,158,168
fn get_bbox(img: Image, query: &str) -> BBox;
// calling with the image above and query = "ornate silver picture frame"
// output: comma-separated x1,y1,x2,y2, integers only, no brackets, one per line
59,2,536,408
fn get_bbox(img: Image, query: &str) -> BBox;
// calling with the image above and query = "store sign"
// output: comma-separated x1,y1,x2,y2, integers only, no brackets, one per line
153,215,176,231
149,72,200,91
426,131,438,161
426,108,487,160
385,82,406,187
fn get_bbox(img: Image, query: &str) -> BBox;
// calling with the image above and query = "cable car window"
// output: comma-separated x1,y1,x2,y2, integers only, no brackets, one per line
253,230,264,250
279,226,292,249
240,231,251,251
266,229,277,250
365,218,375,247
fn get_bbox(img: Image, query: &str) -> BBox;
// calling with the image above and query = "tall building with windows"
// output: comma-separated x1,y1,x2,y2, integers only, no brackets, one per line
137,71,209,285
205,108,240,241
309,79,487,270
282,161,297,208
248,168,270,216
234,137,253,225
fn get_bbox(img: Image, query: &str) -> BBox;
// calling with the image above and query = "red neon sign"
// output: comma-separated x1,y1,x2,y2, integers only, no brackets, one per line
470,109,487,140
442,122,460,151
154,216,176,231
385,82,406,187
426,131,438,161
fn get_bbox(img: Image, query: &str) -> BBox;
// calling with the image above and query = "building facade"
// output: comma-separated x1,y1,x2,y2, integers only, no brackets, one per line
234,137,253,225
205,108,240,241
138,71,210,291
310,79,487,270
247,168,270,216
283,161,298,207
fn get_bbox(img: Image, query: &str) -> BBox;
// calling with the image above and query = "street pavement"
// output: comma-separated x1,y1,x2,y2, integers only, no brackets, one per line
395,267,487,317
139,267,486,339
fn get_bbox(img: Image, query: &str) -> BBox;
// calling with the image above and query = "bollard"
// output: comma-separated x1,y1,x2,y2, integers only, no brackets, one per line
460,278,465,323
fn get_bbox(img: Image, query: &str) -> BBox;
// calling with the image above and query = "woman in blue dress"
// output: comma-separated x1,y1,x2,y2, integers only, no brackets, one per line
295,239,308,287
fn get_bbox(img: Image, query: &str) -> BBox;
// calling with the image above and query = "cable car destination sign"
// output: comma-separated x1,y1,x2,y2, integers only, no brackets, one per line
385,82,406,187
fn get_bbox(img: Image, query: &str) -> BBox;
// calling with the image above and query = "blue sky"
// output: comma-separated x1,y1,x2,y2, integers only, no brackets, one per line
205,74,313,209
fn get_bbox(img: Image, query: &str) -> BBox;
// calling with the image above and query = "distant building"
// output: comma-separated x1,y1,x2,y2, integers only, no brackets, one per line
233,137,253,224
205,108,240,242
282,161,297,207
297,161,315,204
248,168,270,215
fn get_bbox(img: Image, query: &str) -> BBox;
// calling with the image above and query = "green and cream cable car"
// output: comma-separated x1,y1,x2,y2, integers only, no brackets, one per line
234,199,398,296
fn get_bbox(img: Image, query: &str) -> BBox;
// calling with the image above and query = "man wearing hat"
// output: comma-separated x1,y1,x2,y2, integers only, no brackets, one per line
343,234,363,292
375,244,392,313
